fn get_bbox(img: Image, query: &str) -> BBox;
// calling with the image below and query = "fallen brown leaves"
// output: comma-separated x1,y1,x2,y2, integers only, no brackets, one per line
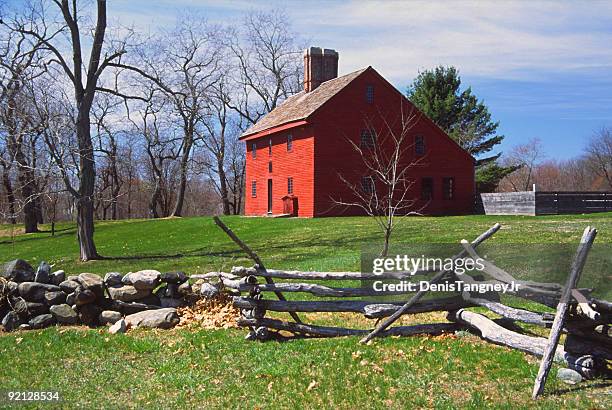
176,293,240,330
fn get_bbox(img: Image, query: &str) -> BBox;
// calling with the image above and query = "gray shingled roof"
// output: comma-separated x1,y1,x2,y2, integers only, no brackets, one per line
241,67,369,138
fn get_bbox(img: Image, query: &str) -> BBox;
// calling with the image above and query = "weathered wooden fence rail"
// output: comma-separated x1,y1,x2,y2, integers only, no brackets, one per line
210,218,611,399
480,191,612,216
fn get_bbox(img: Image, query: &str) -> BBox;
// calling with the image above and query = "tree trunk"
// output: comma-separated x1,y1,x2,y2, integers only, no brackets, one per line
75,110,100,260
14,150,39,233
1,164,17,224
6,102,39,232
149,180,161,218
381,226,391,257
110,145,120,220
76,196,99,261
218,160,230,215
171,134,193,217
35,197,44,224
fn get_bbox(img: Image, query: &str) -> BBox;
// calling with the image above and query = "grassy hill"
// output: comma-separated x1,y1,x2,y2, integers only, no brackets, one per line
1,214,611,408
3,213,612,276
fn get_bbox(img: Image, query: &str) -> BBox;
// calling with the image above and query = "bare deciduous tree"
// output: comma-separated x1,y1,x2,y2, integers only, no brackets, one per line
109,17,223,217
226,10,303,127
5,0,133,260
499,137,545,192
125,92,180,218
199,78,246,215
0,11,49,232
585,127,612,190
334,107,424,256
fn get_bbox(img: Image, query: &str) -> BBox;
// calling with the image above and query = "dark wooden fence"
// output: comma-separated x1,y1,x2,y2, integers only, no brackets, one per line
479,191,612,216
535,192,612,215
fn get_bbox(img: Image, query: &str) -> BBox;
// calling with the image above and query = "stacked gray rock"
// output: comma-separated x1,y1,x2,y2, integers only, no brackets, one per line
1,260,191,332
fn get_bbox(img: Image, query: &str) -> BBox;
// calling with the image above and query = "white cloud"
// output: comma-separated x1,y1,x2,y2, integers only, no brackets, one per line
286,0,612,81
110,0,612,82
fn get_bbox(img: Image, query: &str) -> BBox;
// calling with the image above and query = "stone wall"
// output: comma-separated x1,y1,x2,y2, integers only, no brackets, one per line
0,259,220,333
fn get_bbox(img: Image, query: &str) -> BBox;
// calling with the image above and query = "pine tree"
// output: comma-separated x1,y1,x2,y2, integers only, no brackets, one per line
407,66,517,191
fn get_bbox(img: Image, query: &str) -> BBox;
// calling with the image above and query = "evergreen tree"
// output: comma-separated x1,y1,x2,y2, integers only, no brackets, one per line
407,66,517,191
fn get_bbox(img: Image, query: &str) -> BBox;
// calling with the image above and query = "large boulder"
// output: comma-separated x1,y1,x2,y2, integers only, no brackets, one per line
2,259,34,282
99,310,122,325
44,291,66,306
122,270,161,290
17,282,61,303
59,280,80,294
74,288,96,306
104,272,123,287
49,304,78,324
160,271,187,285
1,311,22,331
34,261,51,283
108,285,150,303
77,273,104,299
49,270,66,286
124,308,179,329
25,302,49,316
28,313,56,329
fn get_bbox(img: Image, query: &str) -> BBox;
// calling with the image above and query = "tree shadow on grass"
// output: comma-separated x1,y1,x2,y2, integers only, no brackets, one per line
0,228,75,245
549,380,611,396
188,233,384,260
101,248,244,262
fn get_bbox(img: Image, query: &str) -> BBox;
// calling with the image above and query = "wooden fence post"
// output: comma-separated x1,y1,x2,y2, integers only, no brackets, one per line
532,226,597,399
213,216,302,324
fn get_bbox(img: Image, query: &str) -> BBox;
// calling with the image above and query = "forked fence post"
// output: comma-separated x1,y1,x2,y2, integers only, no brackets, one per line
532,226,597,399
213,216,303,324
360,223,502,344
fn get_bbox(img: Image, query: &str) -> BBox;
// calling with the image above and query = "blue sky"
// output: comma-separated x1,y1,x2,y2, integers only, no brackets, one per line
30,0,612,160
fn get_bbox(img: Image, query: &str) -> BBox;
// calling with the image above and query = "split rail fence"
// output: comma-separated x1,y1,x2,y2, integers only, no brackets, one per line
204,217,611,398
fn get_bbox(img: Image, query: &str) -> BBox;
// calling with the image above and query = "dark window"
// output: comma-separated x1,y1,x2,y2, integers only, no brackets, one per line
415,135,425,156
268,162,272,173
268,139,272,155
251,180,257,197
443,177,454,200
360,129,376,149
366,85,374,104
361,176,374,194
287,134,293,151
287,177,294,194
421,177,433,200
252,143,257,159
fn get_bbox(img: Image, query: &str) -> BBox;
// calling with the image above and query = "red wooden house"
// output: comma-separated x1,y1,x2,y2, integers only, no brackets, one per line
240,47,475,217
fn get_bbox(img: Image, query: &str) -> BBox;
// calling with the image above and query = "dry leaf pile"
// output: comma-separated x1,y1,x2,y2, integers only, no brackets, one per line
176,293,240,330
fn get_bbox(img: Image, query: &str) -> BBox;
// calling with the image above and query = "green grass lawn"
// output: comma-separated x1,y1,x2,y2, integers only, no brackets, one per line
1,214,611,408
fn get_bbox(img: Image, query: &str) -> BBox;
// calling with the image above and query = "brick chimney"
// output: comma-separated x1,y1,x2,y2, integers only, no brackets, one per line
303,47,339,92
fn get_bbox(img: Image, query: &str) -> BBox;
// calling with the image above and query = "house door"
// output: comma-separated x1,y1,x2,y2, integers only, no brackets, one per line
267,179,273,213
